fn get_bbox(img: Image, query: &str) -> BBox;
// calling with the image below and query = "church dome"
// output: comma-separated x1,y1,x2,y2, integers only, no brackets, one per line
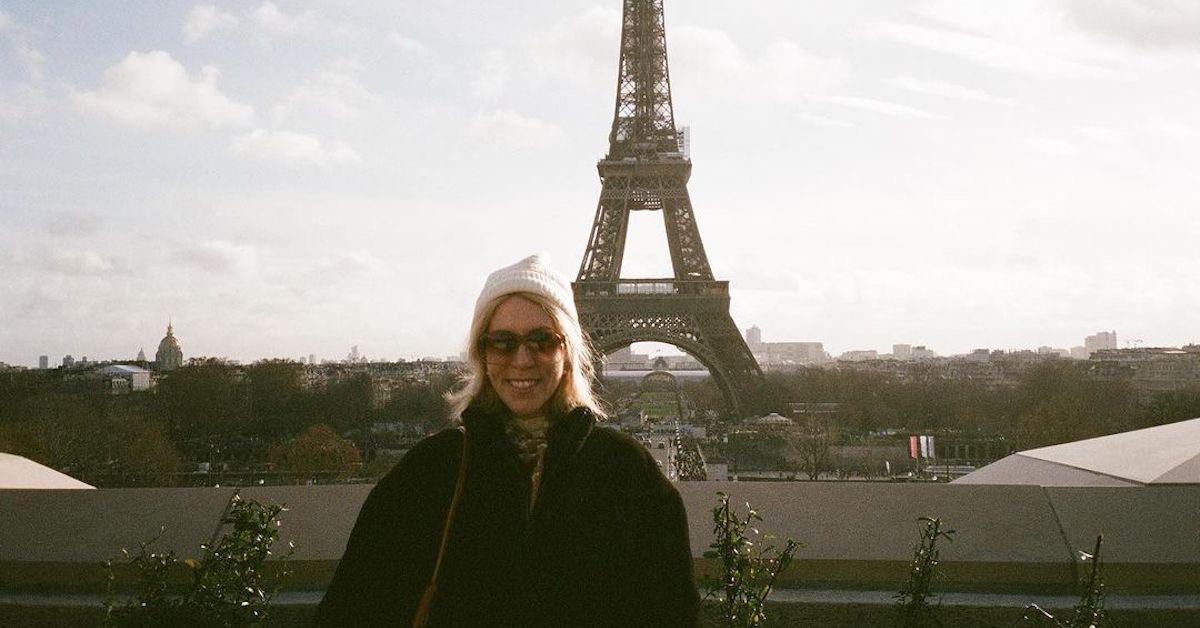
154,322,184,371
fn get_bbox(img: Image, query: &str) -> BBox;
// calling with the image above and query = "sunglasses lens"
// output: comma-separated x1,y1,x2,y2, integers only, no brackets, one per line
482,332,519,360
480,329,562,362
526,329,559,353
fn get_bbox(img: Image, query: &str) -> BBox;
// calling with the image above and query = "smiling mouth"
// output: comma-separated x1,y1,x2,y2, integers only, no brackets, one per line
507,378,539,391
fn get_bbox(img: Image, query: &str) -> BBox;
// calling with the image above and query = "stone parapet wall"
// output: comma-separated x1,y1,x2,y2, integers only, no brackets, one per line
2,483,1197,597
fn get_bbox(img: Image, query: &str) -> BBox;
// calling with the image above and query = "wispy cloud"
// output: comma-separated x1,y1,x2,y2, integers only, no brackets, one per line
470,110,562,149
72,51,253,130
471,49,508,100
252,2,318,38
814,95,946,120
231,128,361,165
1,12,46,81
272,57,382,123
47,211,104,237
184,5,238,44
530,6,621,84
885,76,1013,105
44,250,116,275
1021,137,1080,157
1060,0,1200,50
177,240,259,274
871,21,1121,80
385,31,427,54
671,26,851,102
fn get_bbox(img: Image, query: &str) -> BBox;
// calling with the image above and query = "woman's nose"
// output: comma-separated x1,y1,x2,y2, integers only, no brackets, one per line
511,342,536,366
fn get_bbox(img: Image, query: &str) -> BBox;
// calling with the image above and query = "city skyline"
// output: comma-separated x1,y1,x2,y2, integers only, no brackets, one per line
2,1,1199,365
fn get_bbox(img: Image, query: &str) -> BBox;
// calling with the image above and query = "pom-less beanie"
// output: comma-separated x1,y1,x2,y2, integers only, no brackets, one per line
473,254,579,325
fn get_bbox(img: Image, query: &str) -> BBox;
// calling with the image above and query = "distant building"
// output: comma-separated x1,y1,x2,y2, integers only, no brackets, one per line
1089,346,1200,397
911,346,937,360
97,365,151,392
38,355,49,370
1069,346,1089,360
154,322,184,371
962,349,991,363
893,344,913,360
745,326,827,367
1037,346,1070,358
605,346,651,371
839,350,879,362
1084,331,1117,357
136,347,146,362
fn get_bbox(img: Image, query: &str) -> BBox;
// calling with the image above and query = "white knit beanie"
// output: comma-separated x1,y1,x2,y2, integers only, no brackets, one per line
473,254,579,325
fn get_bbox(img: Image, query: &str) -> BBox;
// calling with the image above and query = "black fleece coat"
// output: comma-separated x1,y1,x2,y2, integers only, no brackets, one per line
314,406,700,627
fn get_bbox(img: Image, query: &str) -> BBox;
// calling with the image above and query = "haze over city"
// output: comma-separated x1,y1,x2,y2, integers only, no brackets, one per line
2,0,1199,366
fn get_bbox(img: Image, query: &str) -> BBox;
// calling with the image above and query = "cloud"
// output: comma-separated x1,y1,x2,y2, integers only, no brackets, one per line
531,6,621,83
178,240,258,274
1076,125,1128,146
231,128,362,165
1021,137,1080,157
44,250,115,275
871,21,1120,80
72,51,253,130
273,57,382,123
1145,117,1200,144
293,250,386,294
15,40,44,81
252,2,318,37
671,26,851,103
0,98,20,123
470,110,563,149
385,31,427,54
814,95,946,120
471,49,508,99
47,211,104,236
1060,0,1200,50
885,76,1013,104
184,5,238,44
1,13,46,81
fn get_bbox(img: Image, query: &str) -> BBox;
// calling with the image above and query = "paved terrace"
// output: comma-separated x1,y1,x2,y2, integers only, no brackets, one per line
2,483,1198,625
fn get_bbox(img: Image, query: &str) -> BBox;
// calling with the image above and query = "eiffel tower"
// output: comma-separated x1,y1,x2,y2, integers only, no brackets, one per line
574,0,762,416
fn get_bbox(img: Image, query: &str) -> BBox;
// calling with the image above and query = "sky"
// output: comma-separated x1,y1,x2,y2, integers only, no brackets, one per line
1,0,1199,366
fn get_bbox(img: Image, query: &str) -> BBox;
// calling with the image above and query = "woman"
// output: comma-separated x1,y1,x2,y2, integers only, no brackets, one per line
315,255,699,627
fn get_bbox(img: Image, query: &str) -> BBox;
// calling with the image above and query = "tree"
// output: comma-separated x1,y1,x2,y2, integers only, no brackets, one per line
156,359,246,440
785,416,838,481
267,424,361,483
246,360,308,429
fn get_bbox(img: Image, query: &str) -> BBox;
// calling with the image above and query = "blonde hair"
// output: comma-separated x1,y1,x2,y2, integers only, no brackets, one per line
447,292,606,421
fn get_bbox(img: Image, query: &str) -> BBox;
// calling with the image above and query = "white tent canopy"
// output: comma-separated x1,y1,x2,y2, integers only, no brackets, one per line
955,417,1200,487
0,453,95,489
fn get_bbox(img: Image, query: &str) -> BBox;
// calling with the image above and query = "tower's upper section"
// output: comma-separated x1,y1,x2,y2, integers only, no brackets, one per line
606,0,682,161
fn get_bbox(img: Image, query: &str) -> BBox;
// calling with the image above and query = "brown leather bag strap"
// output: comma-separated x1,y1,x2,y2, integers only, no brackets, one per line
411,427,470,628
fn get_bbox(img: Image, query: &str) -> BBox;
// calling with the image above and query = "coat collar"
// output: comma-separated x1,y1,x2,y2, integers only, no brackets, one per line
461,404,596,460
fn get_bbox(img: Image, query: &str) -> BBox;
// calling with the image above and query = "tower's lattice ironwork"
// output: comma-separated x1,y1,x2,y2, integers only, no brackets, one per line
574,0,762,415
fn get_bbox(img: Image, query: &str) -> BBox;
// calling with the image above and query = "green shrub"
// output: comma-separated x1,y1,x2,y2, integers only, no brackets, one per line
103,493,293,628
703,492,801,627
1022,535,1106,627
896,516,955,628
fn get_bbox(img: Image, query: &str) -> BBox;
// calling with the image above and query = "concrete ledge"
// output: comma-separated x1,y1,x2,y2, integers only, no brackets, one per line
3,591,1199,628
2,483,1197,596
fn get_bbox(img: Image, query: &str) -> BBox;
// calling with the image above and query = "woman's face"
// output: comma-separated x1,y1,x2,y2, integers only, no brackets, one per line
484,295,567,418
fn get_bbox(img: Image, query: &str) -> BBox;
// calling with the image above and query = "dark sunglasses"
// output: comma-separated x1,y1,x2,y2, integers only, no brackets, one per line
479,328,565,363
